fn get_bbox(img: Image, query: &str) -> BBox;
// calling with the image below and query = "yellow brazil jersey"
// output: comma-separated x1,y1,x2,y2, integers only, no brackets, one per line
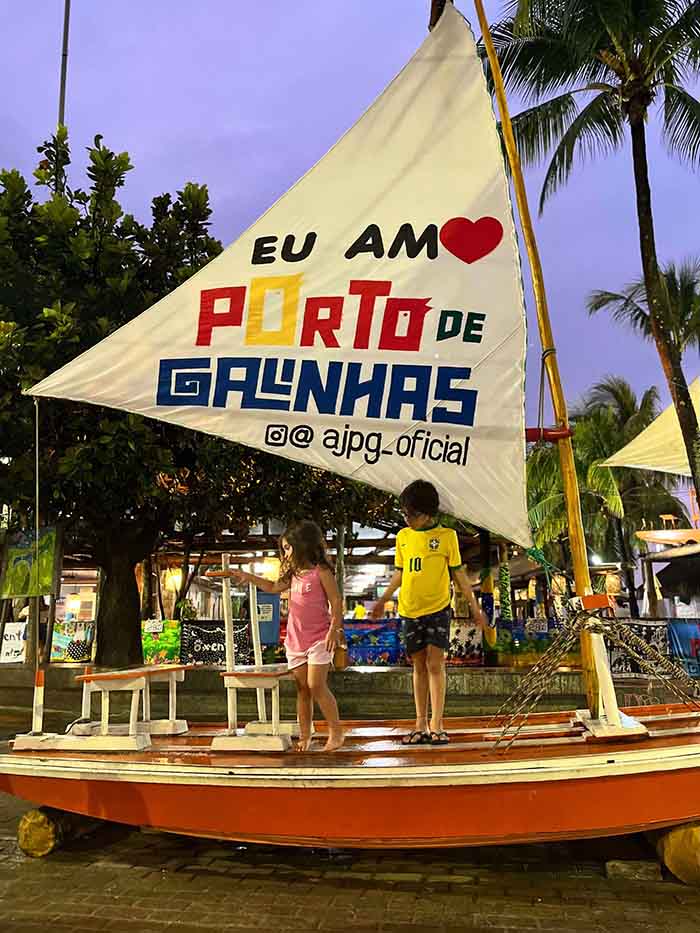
395,524,462,618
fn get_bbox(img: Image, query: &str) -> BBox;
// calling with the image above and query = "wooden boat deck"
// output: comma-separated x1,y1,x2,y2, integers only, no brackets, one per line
5,704,700,771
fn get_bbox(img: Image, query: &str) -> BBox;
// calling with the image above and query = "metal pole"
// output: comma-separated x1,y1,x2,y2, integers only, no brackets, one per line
31,399,44,734
58,0,71,126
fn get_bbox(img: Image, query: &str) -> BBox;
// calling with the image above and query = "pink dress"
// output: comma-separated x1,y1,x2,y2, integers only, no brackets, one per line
285,566,333,668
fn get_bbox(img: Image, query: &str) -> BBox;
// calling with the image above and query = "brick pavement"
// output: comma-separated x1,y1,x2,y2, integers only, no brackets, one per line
0,792,700,932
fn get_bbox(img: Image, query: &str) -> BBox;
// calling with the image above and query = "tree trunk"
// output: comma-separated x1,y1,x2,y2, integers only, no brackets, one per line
140,555,153,620
94,523,158,667
629,117,700,496
612,517,640,618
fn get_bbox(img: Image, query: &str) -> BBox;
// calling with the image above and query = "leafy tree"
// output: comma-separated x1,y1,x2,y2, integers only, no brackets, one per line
527,376,687,613
0,131,392,664
588,258,700,358
489,0,700,497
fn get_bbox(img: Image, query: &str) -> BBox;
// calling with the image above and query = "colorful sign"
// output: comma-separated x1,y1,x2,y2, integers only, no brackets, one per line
28,7,530,546
50,621,95,663
0,621,27,663
141,619,181,665
0,527,62,598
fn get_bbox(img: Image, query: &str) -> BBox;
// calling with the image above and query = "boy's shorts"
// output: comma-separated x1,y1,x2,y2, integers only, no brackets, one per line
401,606,451,656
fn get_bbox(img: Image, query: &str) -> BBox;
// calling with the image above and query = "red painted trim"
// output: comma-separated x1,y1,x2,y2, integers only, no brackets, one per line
525,427,574,443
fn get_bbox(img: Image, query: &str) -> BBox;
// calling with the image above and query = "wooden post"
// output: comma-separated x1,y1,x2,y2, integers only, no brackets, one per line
248,580,267,721
455,0,600,714
479,530,496,663
221,553,237,733
643,559,660,617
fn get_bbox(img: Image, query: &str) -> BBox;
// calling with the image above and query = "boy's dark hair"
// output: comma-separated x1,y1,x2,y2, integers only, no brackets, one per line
399,480,440,519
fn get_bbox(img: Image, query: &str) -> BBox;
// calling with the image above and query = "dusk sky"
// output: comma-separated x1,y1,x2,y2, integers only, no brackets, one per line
2,0,698,425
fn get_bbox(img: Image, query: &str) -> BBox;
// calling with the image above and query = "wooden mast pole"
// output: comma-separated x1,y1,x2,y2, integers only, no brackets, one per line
429,0,600,713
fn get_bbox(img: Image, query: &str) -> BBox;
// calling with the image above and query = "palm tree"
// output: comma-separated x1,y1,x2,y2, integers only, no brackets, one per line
588,258,700,357
527,376,687,615
489,0,700,498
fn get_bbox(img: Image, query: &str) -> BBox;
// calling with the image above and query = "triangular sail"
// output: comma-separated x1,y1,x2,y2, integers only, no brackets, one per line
29,5,531,546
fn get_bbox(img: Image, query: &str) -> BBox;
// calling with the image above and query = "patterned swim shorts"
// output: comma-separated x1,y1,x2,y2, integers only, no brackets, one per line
402,606,451,656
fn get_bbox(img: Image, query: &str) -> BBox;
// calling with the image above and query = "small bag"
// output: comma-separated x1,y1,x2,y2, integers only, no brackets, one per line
333,639,348,670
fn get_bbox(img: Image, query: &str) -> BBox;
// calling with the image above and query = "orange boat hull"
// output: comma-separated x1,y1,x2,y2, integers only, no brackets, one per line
3,707,700,847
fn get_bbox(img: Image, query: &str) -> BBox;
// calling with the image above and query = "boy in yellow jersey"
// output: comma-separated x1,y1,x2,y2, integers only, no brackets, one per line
372,480,485,745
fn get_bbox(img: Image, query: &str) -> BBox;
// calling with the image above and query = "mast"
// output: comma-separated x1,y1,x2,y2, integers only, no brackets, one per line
429,0,600,712
58,0,71,127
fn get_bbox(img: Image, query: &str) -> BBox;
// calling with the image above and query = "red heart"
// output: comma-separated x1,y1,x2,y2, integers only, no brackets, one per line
439,216,504,264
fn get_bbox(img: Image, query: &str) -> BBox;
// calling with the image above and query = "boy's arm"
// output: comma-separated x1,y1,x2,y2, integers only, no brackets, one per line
451,567,486,625
371,569,403,620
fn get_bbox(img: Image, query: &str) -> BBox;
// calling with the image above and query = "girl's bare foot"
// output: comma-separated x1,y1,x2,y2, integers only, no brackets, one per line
295,735,312,752
323,729,344,752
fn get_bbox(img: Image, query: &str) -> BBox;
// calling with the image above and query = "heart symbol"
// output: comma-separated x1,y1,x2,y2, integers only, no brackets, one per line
439,216,504,264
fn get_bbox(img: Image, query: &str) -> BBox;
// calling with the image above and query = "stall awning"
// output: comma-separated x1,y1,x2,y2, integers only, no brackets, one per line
604,377,700,477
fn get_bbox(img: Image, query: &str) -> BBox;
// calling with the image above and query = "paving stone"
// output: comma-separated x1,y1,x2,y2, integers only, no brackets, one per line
606,859,663,882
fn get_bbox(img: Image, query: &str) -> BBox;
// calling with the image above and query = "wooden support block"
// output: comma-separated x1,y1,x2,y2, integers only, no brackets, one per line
655,822,700,885
18,807,105,858
13,732,151,752
575,709,648,739
210,733,291,752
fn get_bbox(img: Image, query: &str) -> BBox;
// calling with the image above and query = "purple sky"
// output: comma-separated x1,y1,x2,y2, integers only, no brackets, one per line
2,0,698,425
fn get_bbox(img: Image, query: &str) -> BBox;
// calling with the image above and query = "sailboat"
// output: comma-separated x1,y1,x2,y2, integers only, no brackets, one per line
2,3,700,873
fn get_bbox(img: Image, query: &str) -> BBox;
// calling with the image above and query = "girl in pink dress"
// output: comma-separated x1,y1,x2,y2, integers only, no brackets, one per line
233,521,344,752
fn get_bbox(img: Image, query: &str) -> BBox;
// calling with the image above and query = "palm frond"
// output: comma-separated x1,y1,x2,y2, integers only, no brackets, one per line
663,83,700,166
486,18,611,100
586,284,653,339
649,1,700,72
587,460,625,518
539,91,624,211
510,92,581,164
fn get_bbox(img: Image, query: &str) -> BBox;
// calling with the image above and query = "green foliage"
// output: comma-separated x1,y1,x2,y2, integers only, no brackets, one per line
588,259,700,357
0,131,393,661
488,2,700,209
489,0,700,510
527,375,687,566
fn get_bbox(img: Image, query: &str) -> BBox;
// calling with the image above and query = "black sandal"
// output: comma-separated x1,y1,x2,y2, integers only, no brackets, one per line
429,731,450,745
401,730,430,745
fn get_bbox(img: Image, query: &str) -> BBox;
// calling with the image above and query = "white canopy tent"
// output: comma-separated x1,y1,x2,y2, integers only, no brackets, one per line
603,378,700,478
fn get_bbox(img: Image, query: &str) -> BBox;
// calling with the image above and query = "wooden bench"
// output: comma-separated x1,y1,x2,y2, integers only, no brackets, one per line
212,664,295,751
69,664,195,746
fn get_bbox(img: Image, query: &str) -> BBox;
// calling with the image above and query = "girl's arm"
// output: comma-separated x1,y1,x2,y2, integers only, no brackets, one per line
318,567,344,650
451,567,487,625
230,569,289,594
370,569,403,619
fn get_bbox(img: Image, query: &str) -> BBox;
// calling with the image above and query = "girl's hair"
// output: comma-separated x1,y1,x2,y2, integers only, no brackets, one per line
279,520,333,579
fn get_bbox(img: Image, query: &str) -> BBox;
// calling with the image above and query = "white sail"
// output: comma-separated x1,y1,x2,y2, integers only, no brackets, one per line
29,5,531,546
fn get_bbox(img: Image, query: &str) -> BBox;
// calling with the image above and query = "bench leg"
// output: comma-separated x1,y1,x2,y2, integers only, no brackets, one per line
168,674,177,723
100,690,109,736
80,683,92,721
129,689,140,736
271,684,280,736
256,686,267,723
142,679,151,724
226,687,238,735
